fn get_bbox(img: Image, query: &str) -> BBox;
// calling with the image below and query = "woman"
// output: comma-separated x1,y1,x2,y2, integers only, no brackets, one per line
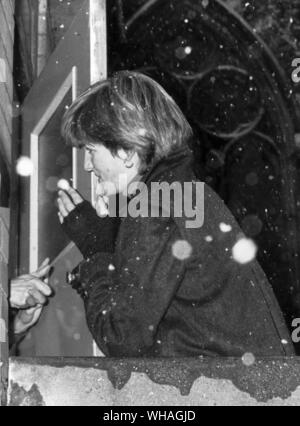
57,71,294,357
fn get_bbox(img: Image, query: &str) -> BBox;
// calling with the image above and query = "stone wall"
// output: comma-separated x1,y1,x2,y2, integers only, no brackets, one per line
8,357,300,406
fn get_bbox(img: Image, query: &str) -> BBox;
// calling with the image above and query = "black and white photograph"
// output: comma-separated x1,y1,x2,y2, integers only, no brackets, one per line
1,0,300,408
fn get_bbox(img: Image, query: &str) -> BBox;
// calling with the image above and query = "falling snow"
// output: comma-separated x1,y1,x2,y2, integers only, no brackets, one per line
172,240,193,261
138,128,147,137
219,223,232,233
232,238,258,264
57,179,71,191
242,352,256,366
16,156,34,177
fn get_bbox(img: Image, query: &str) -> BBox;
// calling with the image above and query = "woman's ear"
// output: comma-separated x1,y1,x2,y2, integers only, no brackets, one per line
117,149,141,171
117,149,132,161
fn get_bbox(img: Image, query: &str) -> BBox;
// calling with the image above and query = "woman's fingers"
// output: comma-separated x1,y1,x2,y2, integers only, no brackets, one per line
56,187,84,222
67,187,84,205
58,191,76,214
57,197,69,218
96,181,106,197
95,195,109,218
58,212,64,224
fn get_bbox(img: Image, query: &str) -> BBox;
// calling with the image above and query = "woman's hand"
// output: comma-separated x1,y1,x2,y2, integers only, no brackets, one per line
10,259,52,309
57,184,109,220
57,187,84,223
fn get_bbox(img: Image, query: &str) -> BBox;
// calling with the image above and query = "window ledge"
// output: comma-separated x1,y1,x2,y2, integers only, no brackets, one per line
7,356,300,406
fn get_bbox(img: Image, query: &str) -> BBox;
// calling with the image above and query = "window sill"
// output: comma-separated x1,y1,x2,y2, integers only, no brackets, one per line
8,356,300,406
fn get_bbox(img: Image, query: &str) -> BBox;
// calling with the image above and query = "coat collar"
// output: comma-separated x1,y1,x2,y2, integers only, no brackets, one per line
124,146,194,203
140,146,194,185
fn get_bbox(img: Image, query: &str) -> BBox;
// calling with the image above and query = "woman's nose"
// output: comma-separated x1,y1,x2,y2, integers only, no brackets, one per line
84,151,93,172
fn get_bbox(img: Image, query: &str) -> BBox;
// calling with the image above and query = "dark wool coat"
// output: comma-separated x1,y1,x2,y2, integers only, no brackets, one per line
62,147,295,357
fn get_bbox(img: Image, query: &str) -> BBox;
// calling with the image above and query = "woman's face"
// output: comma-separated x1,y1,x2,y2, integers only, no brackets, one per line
84,143,141,196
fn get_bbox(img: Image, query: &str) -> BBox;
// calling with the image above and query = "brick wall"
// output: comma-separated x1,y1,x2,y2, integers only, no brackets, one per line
0,0,15,406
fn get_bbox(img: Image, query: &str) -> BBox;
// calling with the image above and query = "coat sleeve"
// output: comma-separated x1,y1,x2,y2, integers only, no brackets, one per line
61,200,121,257
78,217,187,357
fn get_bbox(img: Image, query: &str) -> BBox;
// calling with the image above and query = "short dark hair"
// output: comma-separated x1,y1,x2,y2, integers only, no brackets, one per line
61,71,193,169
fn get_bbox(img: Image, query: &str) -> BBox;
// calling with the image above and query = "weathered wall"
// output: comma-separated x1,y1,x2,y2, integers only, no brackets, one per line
0,0,15,164
8,357,300,406
0,0,14,407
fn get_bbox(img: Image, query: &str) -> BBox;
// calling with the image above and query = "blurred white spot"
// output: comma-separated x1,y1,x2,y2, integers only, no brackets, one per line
108,264,115,271
16,156,34,177
219,223,232,233
232,238,257,264
148,325,154,331
0,58,6,82
242,353,255,366
138,128,147,137
57,179,70,191
205,236,213,242
73,333,81,341
281,339,288,345
175,46,190,60
172,240,193,260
